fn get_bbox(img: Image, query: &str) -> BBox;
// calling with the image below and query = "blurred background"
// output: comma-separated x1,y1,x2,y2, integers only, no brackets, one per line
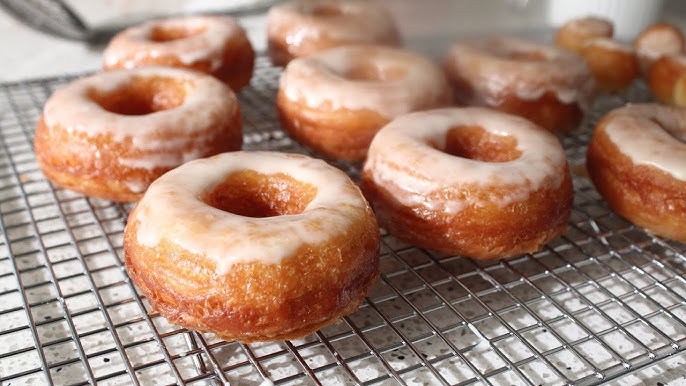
0,0,683,81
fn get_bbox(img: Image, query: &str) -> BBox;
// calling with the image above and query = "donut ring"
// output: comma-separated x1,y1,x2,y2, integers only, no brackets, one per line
34,67,242,202
124,151,380,342
580,38,640,92
555,16,613,54
444,36,594,132
361,107,573,260
267,0,400,66
587,104,686,243
277,45,453,160
634,23,685,74
647,54,686,106
103,15,255,91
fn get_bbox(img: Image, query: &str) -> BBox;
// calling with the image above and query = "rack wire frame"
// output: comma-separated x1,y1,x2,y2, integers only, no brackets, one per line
1,56,686,386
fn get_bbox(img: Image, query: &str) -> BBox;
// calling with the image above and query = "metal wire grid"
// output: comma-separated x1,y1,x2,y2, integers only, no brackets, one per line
1,56,686,386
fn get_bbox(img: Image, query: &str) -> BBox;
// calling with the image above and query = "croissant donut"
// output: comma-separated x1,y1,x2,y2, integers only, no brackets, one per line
277,45,452,160
361,107,573,260
266,0,400,66
104,15,255,91
444,36,594,132
34,67,242,202
124,151,381,342
587,103,686,243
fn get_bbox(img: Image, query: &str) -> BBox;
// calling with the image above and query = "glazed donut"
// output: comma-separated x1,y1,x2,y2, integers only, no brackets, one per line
580,38,640,92
34,67,242,202
647,54,686,106
361,107,573,260
124,151,380,342
103,15,255,91
555,16,613,54
444,36,595,132
587,104,686,243
277,45,453,161
634,23,685,74
267,0,400,66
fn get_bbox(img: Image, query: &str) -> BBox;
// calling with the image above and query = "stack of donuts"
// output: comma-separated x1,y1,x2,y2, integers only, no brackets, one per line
33,0,686,343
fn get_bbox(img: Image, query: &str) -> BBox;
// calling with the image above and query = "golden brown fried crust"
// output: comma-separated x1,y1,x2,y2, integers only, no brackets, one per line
648,56,686,105
496,92,583,133
360,169,572,260
444,59,585,132
587,126,686,243
443,42,591,133
124,203,380,342
554,18,613,54
449,79,584,132
213,38,256,91
580,41,640,92
104,34,255,91
276,88,453,161
34,104,242,202
267,27,400,67
276,90,391,161
268,36,298,67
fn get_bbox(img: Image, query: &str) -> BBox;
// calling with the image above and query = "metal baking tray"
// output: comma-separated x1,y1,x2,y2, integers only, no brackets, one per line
1,56,686,385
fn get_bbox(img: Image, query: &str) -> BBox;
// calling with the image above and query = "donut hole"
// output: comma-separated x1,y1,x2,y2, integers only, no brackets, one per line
150,23,206,42
308,4,345,16
90,76,186,116
342,62,407,82
650,117,686,142
505,50,548,62
205,170,317,218
441,125,522,162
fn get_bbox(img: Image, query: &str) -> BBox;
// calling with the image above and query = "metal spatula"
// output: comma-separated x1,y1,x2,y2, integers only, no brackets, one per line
0,0,91,41
0,0,279,44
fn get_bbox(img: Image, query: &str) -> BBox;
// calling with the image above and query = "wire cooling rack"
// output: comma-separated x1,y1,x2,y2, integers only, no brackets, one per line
1,56,686,386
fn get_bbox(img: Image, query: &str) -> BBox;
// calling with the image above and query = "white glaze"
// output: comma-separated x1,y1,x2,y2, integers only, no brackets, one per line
563,17,613,37
585,37,634,54
635,26,684,62
363,107,567,214
133,151,370,274
668,53,686,67
42,66,237,182
119,148,207,170
103,15,245,71
445,36,595,110
125,180,149,194
602,104,686,181
267,0,398,50
280,45,450,118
